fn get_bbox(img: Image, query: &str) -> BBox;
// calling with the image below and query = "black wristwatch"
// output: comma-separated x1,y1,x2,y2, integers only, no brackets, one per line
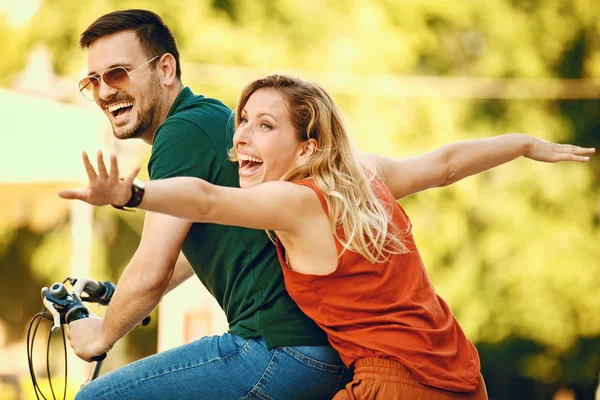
112,178,145,211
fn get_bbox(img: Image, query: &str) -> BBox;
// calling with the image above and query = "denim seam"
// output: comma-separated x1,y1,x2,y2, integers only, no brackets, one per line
94,337,252,400
325,366,347,399
223,337,252,363
93,356,226,400
244,347,280,400
281,346,344,373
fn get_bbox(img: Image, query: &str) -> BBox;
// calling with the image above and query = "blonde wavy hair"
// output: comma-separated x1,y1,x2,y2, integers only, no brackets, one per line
230,74,408,262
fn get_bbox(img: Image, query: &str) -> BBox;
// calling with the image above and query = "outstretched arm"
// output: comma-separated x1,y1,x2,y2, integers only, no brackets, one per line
58,151,316,234
369,134,595,199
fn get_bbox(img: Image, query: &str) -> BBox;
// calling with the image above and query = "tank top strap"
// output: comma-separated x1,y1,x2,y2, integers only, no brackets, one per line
296,179,330,217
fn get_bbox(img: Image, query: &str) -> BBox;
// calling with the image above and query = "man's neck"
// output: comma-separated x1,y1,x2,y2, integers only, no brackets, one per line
142,83,185,145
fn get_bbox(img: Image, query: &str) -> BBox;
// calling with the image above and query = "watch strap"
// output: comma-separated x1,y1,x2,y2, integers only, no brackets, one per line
111,179,145,211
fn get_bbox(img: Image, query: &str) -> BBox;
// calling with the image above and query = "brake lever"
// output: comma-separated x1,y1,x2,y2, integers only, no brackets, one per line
73,278,115,305
72,278,94,300
41,288,61,333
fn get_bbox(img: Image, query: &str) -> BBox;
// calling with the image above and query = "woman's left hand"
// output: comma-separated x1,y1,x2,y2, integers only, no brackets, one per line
524,137,595,163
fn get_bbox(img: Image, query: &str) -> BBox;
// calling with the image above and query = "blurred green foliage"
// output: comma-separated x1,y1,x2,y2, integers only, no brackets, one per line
1,0,599,399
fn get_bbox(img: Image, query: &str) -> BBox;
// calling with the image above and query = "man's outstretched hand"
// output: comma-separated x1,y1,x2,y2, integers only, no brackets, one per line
58,150,140,207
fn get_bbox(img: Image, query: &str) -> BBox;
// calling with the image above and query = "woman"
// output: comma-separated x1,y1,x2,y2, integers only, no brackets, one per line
60,74,593,399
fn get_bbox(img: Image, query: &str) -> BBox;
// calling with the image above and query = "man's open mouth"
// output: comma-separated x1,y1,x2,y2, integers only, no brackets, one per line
107,102,134,119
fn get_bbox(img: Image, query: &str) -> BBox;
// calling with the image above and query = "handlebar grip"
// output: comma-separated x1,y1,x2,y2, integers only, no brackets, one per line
91,353,107,362
67,306,108,362
65,304,90,323
81,280,103,295
75,280,116,305
97,281,115,305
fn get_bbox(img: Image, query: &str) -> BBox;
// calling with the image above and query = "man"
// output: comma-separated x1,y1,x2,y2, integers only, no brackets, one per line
69,9,351,400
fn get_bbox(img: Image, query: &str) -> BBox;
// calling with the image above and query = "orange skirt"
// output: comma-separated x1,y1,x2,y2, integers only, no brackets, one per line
333,358,488,400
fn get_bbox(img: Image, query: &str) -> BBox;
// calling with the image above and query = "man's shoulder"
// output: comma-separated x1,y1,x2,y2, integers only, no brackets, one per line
149,93,236,182
168,95,232,128
155,95,233,145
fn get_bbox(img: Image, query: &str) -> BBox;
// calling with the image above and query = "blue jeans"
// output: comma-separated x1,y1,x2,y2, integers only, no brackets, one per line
75,333,352,400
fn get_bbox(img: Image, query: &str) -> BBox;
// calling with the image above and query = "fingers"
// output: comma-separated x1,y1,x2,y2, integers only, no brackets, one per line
86,150,132,181
124,165,142,187
555,144,595,162
97,150,109,178
109,153,140,186
558,144,595,155
78,151,143,199
109,153,120,181
573,146,595,155
555,153,591,163
82,151,97,181
57,189,87,200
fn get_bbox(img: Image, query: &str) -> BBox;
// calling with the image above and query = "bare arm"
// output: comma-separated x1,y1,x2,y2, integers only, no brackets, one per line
101,214,191,348
370,134,595,199
65,208,192,361
136,178,314,232
58,151,314,234
165,252,195,295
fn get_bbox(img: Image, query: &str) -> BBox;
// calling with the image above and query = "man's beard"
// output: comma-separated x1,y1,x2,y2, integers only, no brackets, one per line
111,77,162,140
112,104,157,140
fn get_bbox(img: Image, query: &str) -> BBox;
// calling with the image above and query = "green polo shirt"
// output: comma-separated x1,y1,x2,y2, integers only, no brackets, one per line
148,87,328,347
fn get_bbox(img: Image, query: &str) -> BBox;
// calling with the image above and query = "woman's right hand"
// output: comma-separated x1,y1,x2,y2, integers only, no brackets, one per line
58,150,140,207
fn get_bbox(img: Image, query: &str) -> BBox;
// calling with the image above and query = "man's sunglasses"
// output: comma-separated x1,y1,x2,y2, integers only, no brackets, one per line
78,55,161,101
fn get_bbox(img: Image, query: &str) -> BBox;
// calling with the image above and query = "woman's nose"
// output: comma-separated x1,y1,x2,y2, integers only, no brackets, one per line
233,124,250,145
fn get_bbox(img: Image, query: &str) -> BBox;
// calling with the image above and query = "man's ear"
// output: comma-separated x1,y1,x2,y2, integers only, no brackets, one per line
297,138,318,162
158,53,177,86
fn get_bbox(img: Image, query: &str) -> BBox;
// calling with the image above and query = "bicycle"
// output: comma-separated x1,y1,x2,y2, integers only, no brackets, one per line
27,277,150,400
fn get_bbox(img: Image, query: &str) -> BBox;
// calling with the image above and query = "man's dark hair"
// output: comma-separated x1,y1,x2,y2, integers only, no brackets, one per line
80,9,181,79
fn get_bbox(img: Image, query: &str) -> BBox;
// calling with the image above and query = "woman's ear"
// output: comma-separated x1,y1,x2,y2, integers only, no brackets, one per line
297,138,317,162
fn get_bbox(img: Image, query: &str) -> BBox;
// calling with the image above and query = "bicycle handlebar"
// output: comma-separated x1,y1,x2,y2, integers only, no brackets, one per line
40,277,151,363
30,276,152,398
41,281,107,361
73,278,115,306
71,279,151,327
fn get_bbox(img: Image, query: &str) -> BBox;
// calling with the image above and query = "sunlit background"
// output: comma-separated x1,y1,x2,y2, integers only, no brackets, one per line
0,1,599,399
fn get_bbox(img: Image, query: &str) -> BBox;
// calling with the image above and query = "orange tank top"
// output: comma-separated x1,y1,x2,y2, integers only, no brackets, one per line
277,177,481,392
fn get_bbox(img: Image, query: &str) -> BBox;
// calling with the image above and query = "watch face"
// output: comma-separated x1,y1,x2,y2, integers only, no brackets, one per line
132,178,145,189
